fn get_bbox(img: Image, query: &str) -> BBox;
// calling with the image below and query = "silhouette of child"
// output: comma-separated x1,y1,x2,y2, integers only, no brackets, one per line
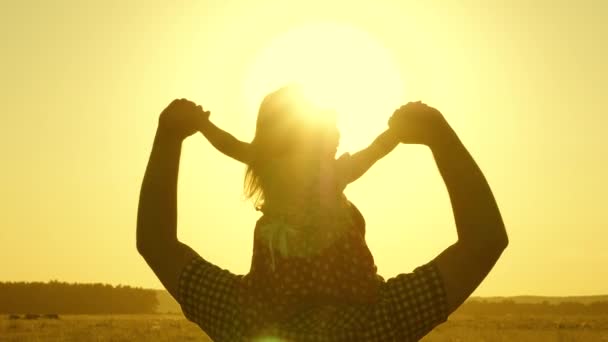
197,85,400,325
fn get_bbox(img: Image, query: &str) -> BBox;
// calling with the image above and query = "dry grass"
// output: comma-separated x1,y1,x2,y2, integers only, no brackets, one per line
0,315,210,342
1,314,607,341
423,314,608,342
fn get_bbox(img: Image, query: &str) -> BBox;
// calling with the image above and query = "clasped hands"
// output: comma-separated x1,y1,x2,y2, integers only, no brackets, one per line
388,101,452,148
158,98,451,147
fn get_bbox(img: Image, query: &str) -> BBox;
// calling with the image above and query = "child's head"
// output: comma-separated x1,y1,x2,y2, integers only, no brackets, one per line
244,85,340,206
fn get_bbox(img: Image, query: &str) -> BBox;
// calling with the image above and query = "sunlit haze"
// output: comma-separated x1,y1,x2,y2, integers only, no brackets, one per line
1,0,606,297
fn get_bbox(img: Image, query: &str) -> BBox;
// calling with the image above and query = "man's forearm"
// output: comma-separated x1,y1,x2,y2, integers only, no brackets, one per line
431,127,507,247
136,130,182,252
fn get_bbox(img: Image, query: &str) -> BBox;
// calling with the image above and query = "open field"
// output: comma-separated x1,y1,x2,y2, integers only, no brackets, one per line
0,315,208,342
1,314,607,341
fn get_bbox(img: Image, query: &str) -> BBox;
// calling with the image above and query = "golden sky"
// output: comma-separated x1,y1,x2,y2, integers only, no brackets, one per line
1,0,606,296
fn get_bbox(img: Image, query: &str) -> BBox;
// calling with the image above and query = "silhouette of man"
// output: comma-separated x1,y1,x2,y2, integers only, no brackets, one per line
137,99,508,341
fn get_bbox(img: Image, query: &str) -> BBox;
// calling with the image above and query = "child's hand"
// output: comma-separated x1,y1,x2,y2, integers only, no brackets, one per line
388,102,451,147
199,106,211,121
196,106,211,131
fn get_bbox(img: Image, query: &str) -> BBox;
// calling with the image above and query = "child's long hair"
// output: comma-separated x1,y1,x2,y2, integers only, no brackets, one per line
244,85,327,208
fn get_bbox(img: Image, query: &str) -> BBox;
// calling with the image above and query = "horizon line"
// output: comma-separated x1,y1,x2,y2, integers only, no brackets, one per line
2,280,607,298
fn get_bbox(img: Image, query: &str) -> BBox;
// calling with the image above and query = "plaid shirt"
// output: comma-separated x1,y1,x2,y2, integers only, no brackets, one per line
178,255,448,341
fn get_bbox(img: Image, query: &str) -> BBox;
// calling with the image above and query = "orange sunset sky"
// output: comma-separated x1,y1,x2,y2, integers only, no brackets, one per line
1,0,607,296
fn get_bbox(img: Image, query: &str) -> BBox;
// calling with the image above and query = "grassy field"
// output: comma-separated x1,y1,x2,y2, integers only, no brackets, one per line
1,314,607,341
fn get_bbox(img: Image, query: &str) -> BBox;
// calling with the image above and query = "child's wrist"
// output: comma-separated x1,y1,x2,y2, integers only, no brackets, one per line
199,118,211,131
385,126,401,144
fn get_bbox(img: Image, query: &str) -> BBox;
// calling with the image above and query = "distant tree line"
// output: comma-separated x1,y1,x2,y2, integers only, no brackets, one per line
0,281,158,314
457,299,608,316
3,281,605,316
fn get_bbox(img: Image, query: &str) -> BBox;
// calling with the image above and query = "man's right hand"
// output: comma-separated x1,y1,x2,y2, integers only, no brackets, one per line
158,99,210,141
388,102,453,148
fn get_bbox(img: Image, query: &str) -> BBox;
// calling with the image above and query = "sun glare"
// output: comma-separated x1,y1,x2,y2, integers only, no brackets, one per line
242,22,406,151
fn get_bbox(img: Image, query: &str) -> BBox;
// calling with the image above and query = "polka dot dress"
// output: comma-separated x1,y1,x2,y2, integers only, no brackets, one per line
239,201,382,328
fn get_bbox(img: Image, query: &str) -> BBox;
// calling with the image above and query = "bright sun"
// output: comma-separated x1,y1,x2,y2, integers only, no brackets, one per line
242,22,406,152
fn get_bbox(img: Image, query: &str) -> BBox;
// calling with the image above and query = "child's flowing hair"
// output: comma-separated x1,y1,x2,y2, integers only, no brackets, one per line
244,85,325,208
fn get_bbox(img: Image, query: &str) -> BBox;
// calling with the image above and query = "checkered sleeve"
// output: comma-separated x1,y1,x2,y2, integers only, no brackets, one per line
382,261,448,341
177,254,243,341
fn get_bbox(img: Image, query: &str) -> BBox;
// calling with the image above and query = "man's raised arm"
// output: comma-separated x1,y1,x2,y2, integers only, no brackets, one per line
390,102,508,314
137,99,205,299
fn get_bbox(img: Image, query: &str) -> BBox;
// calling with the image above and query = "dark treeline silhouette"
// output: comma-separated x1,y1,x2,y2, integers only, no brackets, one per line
0,281,158,314
456,299,608,316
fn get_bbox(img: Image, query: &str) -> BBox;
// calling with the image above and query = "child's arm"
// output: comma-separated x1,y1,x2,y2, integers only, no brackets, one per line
338,128,400,184
199,118,253,164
